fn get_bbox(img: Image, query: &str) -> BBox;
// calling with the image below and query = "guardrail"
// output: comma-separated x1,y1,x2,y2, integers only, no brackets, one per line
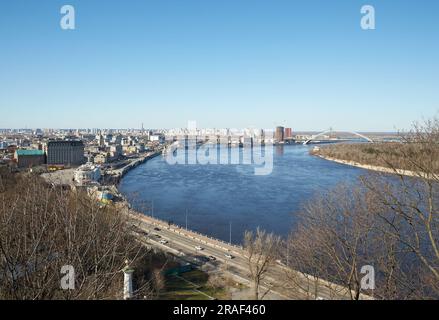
128,211,244,257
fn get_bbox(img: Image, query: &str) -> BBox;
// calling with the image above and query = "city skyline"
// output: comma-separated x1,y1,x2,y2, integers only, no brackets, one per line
1,1,439,131
0,126,400,134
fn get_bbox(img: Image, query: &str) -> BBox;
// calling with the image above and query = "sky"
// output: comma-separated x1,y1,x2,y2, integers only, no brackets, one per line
0,0,438,131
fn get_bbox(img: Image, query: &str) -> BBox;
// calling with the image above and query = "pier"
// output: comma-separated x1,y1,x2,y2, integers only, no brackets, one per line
104,150,161,183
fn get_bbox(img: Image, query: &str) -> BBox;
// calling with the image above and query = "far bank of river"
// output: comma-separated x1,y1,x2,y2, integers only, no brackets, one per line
315,154,427,178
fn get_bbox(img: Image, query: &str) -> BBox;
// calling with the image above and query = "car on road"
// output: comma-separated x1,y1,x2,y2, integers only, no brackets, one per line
224,254,234,259
130,225,148,235
159,239,168,244
193,256,210,263
177,250,185,257
208,256,217,261
195,246,203,251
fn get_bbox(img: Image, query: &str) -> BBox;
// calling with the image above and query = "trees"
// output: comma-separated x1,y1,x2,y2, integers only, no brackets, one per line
0,171,154,299
360,118,439,298
243,228,281,300
284,184,379,300
287,118,439,300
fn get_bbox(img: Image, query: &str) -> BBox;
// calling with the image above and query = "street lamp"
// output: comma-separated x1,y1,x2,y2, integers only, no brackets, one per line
151,199,154,219
229,221,232,245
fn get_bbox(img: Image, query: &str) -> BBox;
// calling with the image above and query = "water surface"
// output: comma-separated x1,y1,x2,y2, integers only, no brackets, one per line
119,145,366,243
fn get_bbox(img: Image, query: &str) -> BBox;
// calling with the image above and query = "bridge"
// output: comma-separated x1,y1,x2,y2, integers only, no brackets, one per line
302,129,374,145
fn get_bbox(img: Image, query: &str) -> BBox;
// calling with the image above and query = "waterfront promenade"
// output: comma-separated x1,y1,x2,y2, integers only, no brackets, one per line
106,150,161,179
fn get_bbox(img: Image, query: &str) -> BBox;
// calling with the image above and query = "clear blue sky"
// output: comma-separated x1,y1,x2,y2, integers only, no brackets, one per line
1,0,438,131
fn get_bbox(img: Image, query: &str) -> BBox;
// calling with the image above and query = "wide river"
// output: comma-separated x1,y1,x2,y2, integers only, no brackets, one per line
119,144,366,244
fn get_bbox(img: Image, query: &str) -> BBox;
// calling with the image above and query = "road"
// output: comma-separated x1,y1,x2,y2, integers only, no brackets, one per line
126,212,367,300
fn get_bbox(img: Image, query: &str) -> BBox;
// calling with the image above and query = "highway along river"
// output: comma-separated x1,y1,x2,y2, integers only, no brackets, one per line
119,144,366,244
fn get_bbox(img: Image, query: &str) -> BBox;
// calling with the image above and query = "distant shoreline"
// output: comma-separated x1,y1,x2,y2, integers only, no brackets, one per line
315,154,423,178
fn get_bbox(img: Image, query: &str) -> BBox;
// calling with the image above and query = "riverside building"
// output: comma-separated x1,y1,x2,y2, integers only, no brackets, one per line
46,140,85,166
275,126,285,143
14,149,45,168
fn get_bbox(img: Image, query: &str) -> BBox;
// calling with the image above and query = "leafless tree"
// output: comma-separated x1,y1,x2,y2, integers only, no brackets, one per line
359,118,439,298
290,117,439,300
243,227,281,300
284,184,381,300
0,170,159,300
283,229,345,300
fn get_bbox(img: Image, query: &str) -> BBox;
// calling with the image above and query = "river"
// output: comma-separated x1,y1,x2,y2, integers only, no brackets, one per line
119,144,367,243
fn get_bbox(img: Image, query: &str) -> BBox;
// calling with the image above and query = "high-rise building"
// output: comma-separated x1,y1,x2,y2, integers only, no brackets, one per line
46,140,85,166
98,134,105,147
275,126,285,142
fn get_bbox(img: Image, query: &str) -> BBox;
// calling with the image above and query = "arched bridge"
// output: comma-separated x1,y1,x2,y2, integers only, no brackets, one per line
303,130,374,145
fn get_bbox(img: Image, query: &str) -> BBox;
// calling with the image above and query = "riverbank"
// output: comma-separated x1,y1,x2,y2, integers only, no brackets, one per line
104,150,161,184
315,154,428,178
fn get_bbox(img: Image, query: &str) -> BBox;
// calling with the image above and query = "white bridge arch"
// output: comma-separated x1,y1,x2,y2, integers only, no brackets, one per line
303,130,374,145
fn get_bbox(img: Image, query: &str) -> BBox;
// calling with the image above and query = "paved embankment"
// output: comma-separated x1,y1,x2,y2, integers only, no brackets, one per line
126,209,372,300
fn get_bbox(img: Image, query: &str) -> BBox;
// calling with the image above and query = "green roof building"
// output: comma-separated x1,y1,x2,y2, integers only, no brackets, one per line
14,149,46,168
16,150,45,156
